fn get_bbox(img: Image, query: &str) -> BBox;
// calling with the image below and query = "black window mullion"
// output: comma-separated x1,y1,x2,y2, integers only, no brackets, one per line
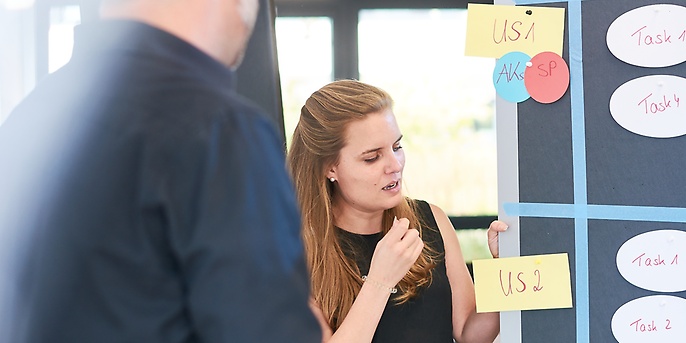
332,5,359,80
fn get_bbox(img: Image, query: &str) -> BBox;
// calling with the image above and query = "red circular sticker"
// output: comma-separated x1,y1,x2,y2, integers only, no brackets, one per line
524,51,570,104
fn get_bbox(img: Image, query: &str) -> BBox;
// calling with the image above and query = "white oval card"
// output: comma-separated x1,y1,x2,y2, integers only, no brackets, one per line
609,75,686,138
607,4,686,68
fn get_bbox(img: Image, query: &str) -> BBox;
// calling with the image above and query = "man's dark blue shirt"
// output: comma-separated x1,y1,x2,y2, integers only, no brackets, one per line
0,20,320,343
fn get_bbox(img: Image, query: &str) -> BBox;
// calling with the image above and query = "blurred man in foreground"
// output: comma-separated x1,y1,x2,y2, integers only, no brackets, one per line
0,0,321,342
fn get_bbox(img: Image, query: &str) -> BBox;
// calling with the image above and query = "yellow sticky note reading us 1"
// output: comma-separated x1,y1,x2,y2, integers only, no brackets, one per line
465,4,566,58
472,253,572,313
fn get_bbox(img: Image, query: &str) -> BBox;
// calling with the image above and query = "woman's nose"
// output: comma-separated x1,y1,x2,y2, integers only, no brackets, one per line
384,153,402,174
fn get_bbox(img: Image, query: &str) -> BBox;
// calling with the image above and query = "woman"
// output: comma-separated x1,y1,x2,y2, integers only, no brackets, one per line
287,79,506,342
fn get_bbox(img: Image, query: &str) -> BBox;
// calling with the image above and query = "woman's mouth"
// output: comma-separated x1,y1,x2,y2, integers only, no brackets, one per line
382,180,399,190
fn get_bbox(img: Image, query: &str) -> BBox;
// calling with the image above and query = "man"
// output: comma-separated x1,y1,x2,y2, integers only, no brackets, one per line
0,0,321,342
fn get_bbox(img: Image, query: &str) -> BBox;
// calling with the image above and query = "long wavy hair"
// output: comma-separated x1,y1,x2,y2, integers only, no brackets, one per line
286,80,439,330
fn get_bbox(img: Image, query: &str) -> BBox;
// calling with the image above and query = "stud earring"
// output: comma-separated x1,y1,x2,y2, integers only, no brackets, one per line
329,177,336,182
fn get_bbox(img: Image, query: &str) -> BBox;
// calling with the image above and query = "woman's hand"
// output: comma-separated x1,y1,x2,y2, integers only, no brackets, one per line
367,217,424,289
487,220,508,258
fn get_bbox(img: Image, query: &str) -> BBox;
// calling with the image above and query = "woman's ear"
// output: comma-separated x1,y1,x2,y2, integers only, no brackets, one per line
325,166,337,181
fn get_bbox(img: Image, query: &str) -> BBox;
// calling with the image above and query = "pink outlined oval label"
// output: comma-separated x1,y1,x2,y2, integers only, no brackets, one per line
609,75,686,138
616,229,686,292
607,4,686,68
611,295,686,343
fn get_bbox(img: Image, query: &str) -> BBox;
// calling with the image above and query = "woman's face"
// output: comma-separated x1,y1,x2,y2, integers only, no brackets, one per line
327,109,405,214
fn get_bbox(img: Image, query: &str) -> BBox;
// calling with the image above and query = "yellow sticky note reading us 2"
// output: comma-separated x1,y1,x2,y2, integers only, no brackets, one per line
472,253,572,313
465,4,566,58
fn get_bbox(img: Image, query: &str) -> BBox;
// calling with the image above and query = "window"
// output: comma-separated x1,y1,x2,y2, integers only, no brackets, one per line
275,17,333,144
48,5,80,73
358,9,496,217
0,3,36,124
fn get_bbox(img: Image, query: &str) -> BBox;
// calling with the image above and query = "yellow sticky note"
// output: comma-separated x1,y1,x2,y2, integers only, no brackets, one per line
465,4,566,58
472,253,572,313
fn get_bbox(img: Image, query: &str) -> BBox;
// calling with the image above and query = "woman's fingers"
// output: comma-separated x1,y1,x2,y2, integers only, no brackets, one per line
385,217,410,241
369,217,424,285
487,220,508,258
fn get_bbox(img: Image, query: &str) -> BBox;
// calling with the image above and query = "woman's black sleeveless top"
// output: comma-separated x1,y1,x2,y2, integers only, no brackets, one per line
336,200,453,342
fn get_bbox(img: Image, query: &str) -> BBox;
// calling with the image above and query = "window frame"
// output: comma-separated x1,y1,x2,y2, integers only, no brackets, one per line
275,0,492,82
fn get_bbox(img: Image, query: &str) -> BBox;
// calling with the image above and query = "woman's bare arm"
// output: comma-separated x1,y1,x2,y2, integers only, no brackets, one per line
430,203,501,343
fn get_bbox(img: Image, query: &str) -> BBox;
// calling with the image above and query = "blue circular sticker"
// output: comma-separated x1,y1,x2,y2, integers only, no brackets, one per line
493,51,531,103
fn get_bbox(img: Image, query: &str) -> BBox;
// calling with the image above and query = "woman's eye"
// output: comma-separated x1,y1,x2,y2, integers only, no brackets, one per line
393,144,403,152
364,155,379,163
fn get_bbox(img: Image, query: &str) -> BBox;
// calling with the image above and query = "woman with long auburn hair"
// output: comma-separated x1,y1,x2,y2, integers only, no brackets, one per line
287,79,507,343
